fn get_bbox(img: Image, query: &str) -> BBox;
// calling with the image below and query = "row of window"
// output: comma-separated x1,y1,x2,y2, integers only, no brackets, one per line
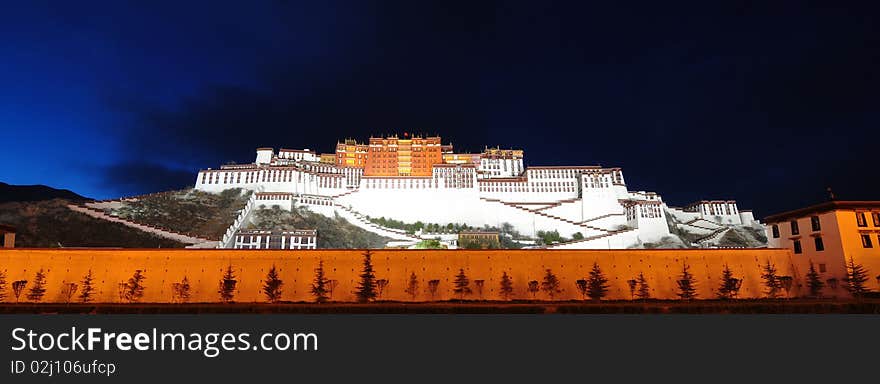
856,211,880,227
791,236,824,254
771,215,822,238
790,234,878,254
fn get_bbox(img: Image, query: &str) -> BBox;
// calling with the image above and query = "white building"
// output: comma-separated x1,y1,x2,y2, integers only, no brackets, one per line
199,142,755,249
233,229,317,250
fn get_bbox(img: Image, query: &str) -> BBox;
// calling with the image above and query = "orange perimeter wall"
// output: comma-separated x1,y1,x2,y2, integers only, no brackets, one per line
0,248,831,303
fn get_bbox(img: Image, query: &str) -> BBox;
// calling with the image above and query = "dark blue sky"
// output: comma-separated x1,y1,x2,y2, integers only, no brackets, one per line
1,1,877,216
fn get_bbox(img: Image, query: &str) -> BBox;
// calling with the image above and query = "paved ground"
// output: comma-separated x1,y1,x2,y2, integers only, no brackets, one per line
2,299,878,314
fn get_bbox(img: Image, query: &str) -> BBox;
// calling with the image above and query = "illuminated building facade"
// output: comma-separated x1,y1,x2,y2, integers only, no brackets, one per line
765,201,880,293
195,134,760,249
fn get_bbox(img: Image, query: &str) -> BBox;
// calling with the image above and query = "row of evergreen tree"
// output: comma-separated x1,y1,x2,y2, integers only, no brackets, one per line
0,253,874,303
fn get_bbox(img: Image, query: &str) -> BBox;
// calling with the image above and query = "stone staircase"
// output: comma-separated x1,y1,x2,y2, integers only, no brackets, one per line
67,204,215,246
494,199,612,233
331,203,421,242
545,227,637,249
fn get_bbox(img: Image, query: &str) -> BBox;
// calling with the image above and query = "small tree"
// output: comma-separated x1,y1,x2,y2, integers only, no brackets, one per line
265,265,284,303
79,270,95,303
635,272,650,300
575,279,588,300
218,265,237,303
62,282,78,304
527,280,539,299
761,260,781,298
404,272,419,300
174,276,192,303
473,280,485,300
626,279,637,300
327,279,339,300
123,270,146,303
427,279,440,301
540,269,561,300
0,269,6,302
310,261,329,303
375,279,389,300
676,263,698,300
586,262,609,301
355,250,377,303
12,280,27,303
453,268,471,300
27,269,47,302
499,272,514,301
717,265,742,300
843,256,871,298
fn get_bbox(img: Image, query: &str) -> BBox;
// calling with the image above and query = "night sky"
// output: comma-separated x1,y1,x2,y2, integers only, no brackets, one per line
1,1,877,217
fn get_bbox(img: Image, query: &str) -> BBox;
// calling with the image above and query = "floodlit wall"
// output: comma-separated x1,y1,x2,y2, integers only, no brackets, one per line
0,248,820,303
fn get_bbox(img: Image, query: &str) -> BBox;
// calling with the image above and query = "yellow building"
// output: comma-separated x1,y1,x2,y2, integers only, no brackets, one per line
765,201,880,293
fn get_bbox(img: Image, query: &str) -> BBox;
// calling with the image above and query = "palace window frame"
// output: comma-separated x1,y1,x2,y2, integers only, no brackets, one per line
793,239,802,254
814,236,824,252
861,234,873,248
856,212,867,227
810,216,821,231
790,220,799,236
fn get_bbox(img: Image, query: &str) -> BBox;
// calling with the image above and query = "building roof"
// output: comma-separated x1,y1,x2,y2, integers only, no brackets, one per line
0,224,15,232
764,201,880,223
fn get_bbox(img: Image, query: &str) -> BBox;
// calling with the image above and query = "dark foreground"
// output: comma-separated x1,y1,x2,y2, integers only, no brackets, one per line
1,299,879,314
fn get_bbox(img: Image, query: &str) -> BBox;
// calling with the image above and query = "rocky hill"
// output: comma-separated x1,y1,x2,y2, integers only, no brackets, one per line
0,182,89,203
0,199,184,248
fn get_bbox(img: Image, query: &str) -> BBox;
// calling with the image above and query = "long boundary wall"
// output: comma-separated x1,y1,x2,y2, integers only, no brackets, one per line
0,248,830,304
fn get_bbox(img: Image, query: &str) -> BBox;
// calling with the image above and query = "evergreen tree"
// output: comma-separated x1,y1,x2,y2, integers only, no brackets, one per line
218,265,237,303
805,261,824,298
676,263,698,300
540,269,561,300
575,279,588,300
527,280,540,299
499,272,514,300
12,280,27,303
717,265,741,300
176,276,192,303
453,268,472,300
474,280,485,299
0,269,6,302
123,270,146,303
27,269,47,302
78,270,95,303
760,260,781,298
626,279,637,300
355,250,377,303
404,272,419,300
265,265,284,303
635,272,650,300
843,256,871,298
310,261,328,303
586,262,609,301
427,279,440,301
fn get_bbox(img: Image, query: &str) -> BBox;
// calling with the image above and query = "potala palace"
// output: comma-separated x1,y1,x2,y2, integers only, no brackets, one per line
195,134,761,249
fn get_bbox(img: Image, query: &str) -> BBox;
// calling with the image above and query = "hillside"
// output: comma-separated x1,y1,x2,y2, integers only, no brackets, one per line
248,205,391,249
0,182,89,203
109,188,251,240
0,199,184,248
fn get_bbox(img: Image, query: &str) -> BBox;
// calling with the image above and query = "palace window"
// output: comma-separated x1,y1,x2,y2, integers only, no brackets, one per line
861,234,873,248
814,236,824,252
793,239,802,254
819,264,826,273
810,216,821,231
790,220,799,235
873,212,880,227
771,225,779,238
856,212,867,227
